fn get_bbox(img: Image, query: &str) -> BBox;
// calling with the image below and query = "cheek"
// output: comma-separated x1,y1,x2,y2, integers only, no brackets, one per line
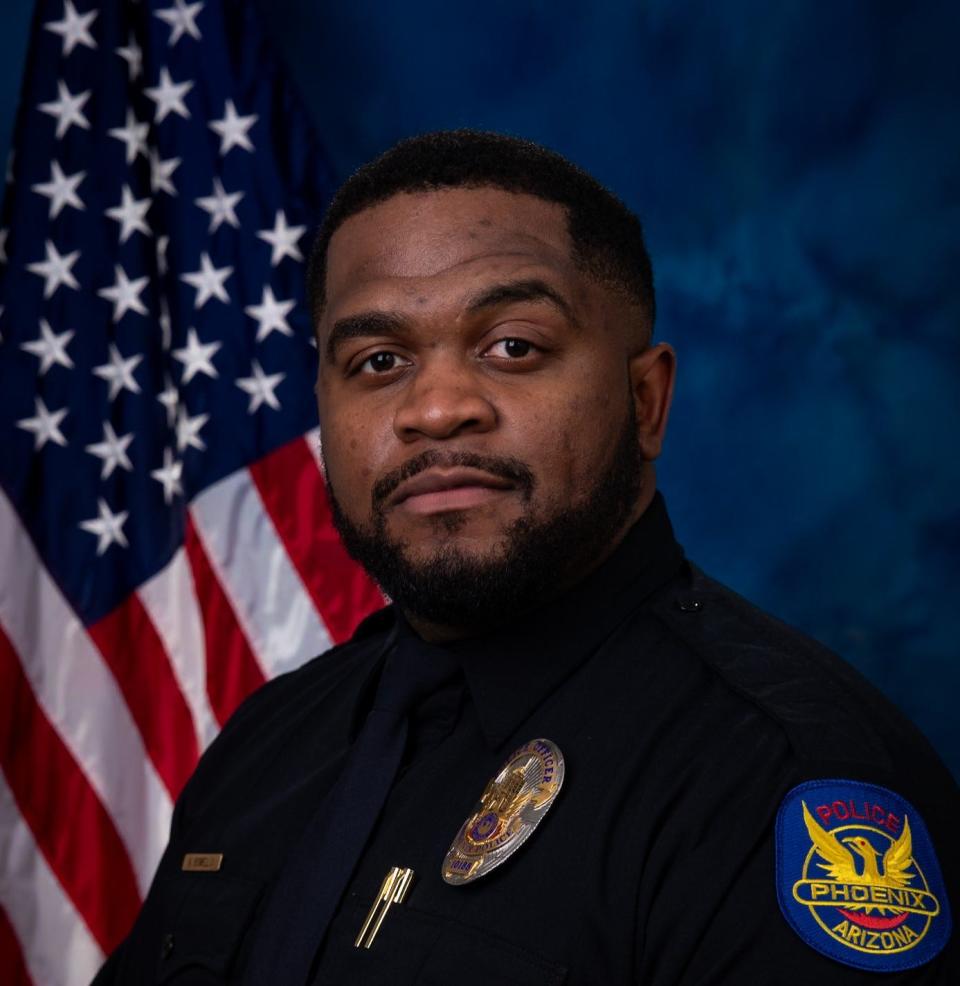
522,386,621,500
318,406,382,510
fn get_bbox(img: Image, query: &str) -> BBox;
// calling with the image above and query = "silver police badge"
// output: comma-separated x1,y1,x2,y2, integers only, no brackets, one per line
442,738,565,885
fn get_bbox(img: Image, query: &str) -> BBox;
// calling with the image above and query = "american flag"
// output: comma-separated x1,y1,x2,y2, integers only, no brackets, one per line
0,2,384,982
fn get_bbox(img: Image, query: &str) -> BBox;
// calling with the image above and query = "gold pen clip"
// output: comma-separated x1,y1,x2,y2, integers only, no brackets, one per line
354,866,415,949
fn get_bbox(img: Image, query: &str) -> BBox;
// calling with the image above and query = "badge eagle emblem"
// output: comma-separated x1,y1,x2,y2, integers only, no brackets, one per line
442,738,564,885
776,779,951,971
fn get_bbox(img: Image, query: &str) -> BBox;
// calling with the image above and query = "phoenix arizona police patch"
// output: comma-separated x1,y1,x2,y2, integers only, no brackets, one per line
442,738,564,885
776,779,951,971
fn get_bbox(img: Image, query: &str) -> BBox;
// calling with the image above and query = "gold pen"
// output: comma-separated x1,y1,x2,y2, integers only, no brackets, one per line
354,866,415,949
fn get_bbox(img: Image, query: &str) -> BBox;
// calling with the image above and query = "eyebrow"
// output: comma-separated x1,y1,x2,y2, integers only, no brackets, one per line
325,311,407,363
324,278,578,363
465,278,579,326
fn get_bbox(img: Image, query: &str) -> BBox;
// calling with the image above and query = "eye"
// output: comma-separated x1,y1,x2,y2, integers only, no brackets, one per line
484,338,537,359
356,351,411,375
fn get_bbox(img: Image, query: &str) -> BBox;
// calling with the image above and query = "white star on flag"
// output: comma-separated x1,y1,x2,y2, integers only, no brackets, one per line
149,149,181,197
157,377,179,427
176,404,209,452
27,239,80,298
150,448,184,504
93,343,142,400
115,34,143,80
195,178,243,232
16,396,68,449
108,109,149,164
236,360,284,413
244,285,294,341
180,252,232,308
257,209,306,266
173,326,222,383
38,80,91,139
44,0,97,57
105,185,152,243
20,319,75,374
144,67,193,123
98,264,149,321
84,421,134,479
209,99,257,155
155,0,204,46
31,160,86,219
79,498,129,555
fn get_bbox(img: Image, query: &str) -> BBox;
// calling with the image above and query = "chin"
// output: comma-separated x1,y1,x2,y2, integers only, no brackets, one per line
398,523,515,564
388,507,518,546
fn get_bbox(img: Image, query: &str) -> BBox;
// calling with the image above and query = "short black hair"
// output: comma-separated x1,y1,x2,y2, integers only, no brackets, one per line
306,130,655,337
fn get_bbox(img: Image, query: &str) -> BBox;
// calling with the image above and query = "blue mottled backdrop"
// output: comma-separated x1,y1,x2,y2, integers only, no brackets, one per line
2,1,956,777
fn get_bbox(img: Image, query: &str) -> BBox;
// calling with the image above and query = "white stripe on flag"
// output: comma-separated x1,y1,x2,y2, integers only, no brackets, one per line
0,489,172,896
0,770,104,986
190,467,333,678
138,549,220,751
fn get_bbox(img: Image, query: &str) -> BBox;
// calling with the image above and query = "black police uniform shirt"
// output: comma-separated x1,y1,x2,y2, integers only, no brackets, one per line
92,493,959,984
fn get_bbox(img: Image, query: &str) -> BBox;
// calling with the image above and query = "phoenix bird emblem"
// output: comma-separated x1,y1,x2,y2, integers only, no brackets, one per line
802,801,915,914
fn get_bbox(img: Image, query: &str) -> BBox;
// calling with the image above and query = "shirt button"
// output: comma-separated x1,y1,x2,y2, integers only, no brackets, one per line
676,597,702,613
160,933,175,960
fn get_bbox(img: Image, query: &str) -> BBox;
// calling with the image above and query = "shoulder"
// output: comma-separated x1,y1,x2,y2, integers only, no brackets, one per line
634,561,960,882
177,605,395,814
626,567,959,975
643,562,946,780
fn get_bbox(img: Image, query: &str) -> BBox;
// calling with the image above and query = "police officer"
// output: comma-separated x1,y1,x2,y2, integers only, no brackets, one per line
93,131,959,984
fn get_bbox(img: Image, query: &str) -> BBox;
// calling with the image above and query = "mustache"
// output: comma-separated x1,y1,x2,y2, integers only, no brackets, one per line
371,449,536,509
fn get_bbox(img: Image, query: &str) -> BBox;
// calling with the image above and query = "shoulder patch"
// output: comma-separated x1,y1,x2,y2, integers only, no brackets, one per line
775,779,951,971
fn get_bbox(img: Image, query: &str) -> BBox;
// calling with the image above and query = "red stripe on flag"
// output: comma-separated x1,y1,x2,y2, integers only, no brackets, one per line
87,594,199,800
0,904,34,986
0,625,141,954
184,514,266,725
249,436,384,644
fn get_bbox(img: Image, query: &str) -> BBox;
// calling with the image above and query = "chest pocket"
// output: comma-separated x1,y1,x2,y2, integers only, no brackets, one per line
315,897,567,986
155,874,264,984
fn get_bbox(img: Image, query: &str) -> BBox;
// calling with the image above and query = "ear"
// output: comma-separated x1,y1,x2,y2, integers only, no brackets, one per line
628,342,676,461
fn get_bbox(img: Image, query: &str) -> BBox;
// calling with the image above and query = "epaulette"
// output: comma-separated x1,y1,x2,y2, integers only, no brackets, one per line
647,563,897,769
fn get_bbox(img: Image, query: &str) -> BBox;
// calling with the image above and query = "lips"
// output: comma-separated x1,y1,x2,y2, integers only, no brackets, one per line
387,467,515,512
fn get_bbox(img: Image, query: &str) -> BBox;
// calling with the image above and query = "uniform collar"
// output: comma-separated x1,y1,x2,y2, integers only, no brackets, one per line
447,491,684,748
347,493,684,749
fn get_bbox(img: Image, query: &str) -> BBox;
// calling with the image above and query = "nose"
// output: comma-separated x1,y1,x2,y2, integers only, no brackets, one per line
393,358,496,442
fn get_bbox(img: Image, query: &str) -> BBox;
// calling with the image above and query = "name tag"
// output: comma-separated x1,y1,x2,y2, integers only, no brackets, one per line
181,853,223,872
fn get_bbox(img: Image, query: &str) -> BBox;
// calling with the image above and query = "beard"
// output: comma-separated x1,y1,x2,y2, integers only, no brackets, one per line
325,409,644,632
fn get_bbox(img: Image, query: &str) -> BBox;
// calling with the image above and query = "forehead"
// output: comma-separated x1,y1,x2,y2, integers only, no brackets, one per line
323,188,577,313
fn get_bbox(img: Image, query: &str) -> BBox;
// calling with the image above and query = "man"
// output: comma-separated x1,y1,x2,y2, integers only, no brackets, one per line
94,131,958,984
